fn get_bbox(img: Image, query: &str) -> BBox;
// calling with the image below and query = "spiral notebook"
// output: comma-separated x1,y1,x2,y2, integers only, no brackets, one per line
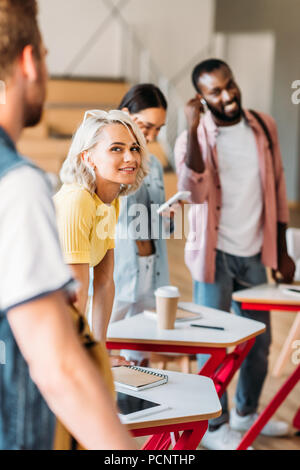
112,366,168,391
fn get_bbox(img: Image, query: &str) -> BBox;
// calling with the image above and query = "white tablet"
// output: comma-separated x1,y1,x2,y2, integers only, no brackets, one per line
117,391,169,422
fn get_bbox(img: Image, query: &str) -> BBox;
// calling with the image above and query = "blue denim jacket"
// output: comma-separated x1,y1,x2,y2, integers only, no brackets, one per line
0,127,55,449
113,155,172,303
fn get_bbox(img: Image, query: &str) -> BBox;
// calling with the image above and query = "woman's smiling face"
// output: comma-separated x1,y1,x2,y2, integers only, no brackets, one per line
89,123,142,186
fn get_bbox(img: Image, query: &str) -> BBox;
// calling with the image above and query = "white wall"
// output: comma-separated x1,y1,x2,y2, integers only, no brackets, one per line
38,0,123,77
223,32,275,114
38,0,215,99
121,0,215,98
215,0,300,202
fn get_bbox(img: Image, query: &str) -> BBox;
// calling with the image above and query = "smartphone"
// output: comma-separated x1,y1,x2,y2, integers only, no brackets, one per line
200,98,208,113
157,191,191,214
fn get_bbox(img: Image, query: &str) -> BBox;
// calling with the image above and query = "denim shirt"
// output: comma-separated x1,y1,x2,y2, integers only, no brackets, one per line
0,127,55,449
114,154,172,303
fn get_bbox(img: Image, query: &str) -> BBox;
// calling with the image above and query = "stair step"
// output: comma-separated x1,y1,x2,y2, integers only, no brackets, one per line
47,79,129,106
18,79,173,176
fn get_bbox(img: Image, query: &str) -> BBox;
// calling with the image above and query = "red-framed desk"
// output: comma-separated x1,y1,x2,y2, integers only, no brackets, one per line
107,302,266,450
232,284,300,450
120,370,221,450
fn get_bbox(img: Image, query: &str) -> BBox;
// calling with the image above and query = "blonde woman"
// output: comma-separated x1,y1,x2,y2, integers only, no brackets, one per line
54,110,148,347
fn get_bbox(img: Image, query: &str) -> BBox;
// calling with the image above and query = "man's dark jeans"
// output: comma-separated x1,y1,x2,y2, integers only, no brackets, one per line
193,250,271,427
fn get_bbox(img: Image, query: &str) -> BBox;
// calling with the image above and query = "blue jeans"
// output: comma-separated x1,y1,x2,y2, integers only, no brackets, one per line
194,250,271,428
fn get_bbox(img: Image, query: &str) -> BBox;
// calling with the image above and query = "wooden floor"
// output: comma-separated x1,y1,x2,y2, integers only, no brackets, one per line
135,200,300,450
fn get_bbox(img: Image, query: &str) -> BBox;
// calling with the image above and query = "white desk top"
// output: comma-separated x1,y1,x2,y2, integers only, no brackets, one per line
117,369,221,430
107,302,266,348
232,283,300,306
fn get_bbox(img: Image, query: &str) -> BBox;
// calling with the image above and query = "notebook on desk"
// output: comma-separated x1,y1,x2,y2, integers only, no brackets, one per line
112,366,168,391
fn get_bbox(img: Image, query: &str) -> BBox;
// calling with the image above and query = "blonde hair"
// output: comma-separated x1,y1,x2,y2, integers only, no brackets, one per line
59,109,149,196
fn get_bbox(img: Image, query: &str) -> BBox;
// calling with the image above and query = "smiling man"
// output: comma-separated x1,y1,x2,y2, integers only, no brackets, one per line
175,58,295,450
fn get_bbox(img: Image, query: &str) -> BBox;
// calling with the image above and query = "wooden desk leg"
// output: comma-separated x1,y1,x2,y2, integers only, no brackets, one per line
237,364,300,450
272,312,300,378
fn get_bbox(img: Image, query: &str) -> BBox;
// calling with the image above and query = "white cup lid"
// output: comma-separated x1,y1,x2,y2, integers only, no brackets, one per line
155,286,180,298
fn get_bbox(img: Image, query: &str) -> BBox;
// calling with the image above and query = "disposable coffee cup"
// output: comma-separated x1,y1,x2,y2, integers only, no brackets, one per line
154,286,180,329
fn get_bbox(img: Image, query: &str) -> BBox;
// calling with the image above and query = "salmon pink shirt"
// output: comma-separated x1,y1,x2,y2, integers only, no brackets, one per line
174,110,289,283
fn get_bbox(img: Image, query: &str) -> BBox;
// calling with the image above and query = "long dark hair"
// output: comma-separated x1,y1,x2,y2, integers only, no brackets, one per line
118,83,168,113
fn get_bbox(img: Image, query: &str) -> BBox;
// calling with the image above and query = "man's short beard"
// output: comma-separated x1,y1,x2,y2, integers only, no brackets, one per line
206,100,242,123
24,104,43,128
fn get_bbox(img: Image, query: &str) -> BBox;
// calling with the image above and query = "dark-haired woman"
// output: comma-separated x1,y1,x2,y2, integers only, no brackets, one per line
110,84,178,364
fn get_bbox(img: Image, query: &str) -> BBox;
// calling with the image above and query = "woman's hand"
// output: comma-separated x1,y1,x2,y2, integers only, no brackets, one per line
110,355,135,367
160,201,183,219
131,115,149,134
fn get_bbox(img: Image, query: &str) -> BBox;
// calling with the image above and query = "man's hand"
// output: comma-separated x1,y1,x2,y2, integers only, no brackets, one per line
274,223,296,284
184,95,206,173
272,252,295,284
185,95,204,131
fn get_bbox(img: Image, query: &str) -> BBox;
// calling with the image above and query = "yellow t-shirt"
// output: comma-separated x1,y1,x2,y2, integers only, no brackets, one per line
54,183,120,267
